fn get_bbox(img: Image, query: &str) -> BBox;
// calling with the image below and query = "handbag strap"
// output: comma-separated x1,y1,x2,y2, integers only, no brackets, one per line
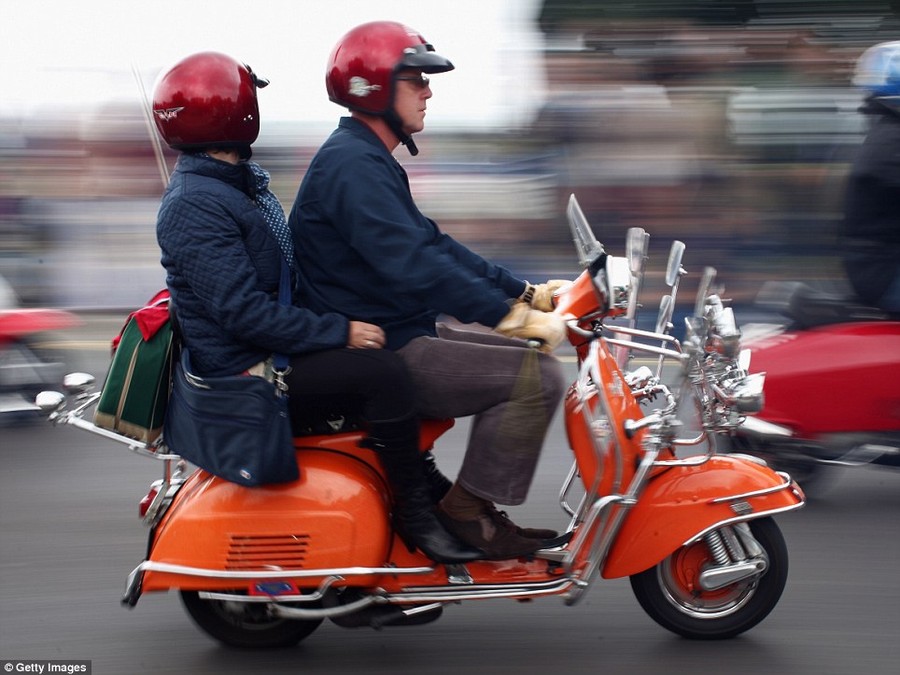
272,258,291,394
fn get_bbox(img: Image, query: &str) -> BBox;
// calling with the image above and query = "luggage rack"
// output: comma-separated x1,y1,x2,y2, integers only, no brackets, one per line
38,379,187,528
39,385,181,462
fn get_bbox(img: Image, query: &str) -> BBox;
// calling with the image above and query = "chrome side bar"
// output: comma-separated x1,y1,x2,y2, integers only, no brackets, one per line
272,596,382,619
389,577,575,603
123,561,435,603
682,501,805,547
709,470,795,503
603,338,687,363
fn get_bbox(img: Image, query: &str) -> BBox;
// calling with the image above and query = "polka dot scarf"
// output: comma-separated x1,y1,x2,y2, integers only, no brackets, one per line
247,161,295,270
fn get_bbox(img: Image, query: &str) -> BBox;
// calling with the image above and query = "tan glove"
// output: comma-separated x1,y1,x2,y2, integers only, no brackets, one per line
520,280,572,312
495,302,566,353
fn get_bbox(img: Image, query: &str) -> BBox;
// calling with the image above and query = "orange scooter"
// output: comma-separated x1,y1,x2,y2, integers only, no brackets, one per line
38,194,804,647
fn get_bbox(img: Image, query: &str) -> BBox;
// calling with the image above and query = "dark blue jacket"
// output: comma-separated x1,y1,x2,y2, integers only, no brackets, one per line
288,117,526,350
157,153,349,376
840,99,900,306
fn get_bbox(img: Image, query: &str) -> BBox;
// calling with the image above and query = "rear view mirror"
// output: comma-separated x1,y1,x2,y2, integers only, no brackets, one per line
626,227,648,277
35,390,66,413
665,241,685,288
655,294,674,335
566,194,604,269
694,267,717,318
63,372,95,394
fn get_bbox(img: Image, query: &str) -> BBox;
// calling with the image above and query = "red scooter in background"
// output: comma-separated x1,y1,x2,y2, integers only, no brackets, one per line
0,274,79,419
727,280,900,492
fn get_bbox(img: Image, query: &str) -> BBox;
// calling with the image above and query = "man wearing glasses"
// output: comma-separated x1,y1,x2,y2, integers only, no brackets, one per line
288,21,569,560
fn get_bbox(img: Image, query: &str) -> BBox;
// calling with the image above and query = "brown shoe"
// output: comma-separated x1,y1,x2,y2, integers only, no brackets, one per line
437,506,544,560
483,504,559,540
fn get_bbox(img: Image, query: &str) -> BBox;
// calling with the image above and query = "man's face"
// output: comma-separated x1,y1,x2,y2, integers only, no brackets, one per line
393,70,432,136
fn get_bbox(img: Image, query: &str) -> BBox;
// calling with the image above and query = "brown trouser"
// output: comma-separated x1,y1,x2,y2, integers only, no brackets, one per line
397,323,566,505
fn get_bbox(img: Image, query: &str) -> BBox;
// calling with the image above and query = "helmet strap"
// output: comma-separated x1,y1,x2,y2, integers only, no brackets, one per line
384,109,419,156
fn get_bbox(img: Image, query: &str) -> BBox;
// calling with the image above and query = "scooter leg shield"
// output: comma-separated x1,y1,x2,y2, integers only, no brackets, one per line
601,456,804,579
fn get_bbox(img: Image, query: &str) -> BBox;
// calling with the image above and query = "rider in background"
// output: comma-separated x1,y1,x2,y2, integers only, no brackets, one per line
152,51,480,564
840,40,900,313
288,21,569,560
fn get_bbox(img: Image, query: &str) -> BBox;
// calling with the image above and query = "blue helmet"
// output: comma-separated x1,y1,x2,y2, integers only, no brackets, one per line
853,41,900,104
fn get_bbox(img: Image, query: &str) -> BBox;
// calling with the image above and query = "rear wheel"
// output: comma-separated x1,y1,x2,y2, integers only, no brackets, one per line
630,518,788,640
180,591,323,648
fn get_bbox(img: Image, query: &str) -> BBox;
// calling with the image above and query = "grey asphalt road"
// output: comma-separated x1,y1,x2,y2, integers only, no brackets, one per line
1,319,899,675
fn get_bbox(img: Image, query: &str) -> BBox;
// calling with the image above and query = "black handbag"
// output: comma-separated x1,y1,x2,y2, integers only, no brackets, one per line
162,261,298,487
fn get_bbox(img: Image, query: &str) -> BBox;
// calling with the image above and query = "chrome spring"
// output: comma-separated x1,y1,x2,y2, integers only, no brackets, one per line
721,525,748,561
704,530,731,565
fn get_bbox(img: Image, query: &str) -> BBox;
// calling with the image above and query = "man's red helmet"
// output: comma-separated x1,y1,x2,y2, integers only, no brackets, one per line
152,51,269,152
326,21,454,115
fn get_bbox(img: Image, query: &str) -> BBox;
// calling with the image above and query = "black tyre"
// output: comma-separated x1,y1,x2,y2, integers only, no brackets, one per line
630,517,788,640
180,591,323,648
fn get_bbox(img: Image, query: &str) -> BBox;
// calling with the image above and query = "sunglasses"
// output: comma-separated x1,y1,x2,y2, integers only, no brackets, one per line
396,74,431,89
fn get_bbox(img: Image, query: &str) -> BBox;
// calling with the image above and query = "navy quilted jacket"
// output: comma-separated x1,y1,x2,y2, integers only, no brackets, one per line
157,153,349,376
288,117,526,350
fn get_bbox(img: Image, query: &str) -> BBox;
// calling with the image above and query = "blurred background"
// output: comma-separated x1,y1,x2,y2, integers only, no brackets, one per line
3,7,900,669
2,0,899,312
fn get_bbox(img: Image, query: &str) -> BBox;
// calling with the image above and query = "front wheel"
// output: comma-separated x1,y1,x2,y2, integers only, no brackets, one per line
630,517,788,640
180,591,323,648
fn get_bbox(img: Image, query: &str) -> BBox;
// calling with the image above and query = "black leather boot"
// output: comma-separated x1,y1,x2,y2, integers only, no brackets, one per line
368,423,483,564
422,450,453,503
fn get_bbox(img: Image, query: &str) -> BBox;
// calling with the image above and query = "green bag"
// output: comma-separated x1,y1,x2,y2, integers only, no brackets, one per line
94,292,174,443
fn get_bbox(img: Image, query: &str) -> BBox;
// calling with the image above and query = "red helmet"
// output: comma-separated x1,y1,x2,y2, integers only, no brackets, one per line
326,21,454,115
151,51,269,152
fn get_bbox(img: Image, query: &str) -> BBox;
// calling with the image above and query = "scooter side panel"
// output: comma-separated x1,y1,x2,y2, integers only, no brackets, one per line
600,456,803,579
142,448,392,592
746,322,900,435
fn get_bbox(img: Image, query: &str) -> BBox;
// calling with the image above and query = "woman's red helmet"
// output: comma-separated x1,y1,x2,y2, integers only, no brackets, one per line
151,51,269,153
326,21,454,115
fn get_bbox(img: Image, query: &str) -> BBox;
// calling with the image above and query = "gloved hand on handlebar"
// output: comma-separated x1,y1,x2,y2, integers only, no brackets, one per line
495,302,566,353
519,280,571,312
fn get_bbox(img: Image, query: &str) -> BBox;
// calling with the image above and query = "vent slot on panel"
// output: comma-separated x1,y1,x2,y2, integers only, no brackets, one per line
226,534,310,570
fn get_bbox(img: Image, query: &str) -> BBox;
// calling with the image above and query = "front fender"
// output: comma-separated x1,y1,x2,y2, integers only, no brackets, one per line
601,455,804,579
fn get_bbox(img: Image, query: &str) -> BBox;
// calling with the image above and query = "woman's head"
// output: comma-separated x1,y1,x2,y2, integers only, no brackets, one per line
152,51,269,157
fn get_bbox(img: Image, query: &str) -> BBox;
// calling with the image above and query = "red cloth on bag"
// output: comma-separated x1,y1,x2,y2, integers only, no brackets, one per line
133,306,170,341
111,289,171,353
